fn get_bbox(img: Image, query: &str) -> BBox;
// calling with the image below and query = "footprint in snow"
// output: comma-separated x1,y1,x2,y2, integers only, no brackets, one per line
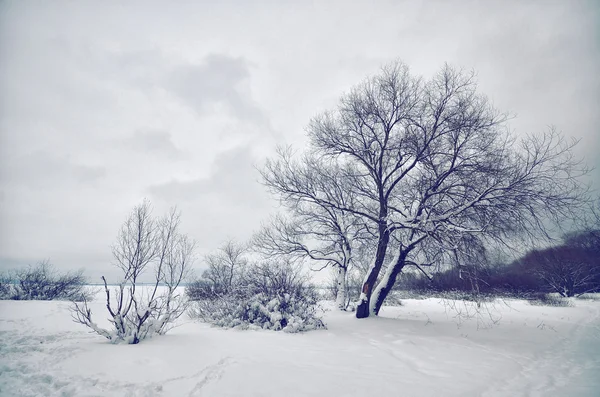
187,357,235,397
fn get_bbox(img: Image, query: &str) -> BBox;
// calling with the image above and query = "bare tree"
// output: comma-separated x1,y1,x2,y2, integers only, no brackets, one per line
253,214,351,309
71,200,195,344
188,239,249,299
259,149,369,309
522,242,599,297
264,61,589,318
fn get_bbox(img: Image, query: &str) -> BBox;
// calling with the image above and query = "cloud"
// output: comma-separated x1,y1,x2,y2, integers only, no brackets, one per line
0,151,105,189
0,0,598,276
127,129,185,159
148,144,268,208
147,144,274,249
168,54,268,125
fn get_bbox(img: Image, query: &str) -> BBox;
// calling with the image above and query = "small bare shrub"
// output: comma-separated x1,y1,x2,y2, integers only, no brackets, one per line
186,240,248,301
0,261,92,301
71,201,195,344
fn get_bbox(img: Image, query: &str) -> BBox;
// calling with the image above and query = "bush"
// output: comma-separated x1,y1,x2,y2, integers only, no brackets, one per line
576,293,600,301
189,260,325,332
71,201,194,344
527,293,573,307
186,279,221,300
0,271,15,298
186,240,248,301
0,261,92,301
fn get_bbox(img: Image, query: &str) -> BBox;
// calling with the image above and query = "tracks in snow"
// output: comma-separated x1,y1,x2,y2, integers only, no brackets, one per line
186,357,234,397
482,303,600,397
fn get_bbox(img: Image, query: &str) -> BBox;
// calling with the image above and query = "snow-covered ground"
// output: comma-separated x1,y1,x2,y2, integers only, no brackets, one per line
1,296,598,397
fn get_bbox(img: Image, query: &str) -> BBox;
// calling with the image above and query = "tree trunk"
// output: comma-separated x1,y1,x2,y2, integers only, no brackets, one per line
356,225,390,319
371,251,408,315
565,284,575,297
335,265,348,310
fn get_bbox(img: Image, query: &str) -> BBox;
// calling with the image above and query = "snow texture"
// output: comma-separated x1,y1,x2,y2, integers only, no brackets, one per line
1,296,599,396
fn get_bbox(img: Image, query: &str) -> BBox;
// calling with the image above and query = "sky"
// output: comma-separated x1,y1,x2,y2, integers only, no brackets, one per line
1,0,599,281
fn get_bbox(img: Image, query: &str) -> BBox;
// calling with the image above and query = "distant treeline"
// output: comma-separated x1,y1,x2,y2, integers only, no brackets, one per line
394,229,600,298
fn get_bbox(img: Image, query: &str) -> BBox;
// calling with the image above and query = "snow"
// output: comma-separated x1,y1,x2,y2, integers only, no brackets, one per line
1,296,599,397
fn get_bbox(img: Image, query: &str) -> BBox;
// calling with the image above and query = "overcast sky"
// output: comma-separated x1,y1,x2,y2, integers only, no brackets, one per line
1,0,599,280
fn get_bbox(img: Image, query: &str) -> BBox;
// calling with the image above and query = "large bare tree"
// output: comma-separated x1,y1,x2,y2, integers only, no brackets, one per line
263,61,589,318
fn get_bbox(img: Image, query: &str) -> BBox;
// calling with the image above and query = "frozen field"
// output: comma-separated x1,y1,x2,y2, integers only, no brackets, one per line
1,297,598,397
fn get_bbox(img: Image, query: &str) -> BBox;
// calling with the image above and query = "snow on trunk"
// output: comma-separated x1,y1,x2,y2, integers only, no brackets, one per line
369,251,399,315
335,265,348,310
356,226,391,318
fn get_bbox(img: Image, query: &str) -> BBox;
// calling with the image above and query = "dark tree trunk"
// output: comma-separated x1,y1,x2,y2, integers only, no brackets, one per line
355,295,370,318
356,224,390,319
373,251,408,315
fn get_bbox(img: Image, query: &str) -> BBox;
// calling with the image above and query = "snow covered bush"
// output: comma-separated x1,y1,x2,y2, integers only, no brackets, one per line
0,261,92,301
189,259,325,332
527,293,574,307
577,293,600,301
186,240,248,301
71,201,195,344
0,271,15,299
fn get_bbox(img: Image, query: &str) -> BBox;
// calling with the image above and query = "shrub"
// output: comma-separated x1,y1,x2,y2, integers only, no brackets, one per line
71,201,194,344
186,240,248,301
0,271,15,299
0,261,92,301
186,279,221,300
576,293,600,301
189,260,325,332
527,293,573,307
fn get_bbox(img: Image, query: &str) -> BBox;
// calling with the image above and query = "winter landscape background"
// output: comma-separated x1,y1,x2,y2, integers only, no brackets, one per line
1,1,600,396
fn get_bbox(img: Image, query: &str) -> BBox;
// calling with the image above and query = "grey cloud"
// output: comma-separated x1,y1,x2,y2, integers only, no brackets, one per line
0,151,105,189
168,54,268,124
0,0,598,275
147,144,274,250
148,144,269,208
127,129,185,159
454,2,600,181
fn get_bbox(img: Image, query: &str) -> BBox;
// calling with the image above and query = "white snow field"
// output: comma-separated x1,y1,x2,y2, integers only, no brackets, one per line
1,297,599,397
